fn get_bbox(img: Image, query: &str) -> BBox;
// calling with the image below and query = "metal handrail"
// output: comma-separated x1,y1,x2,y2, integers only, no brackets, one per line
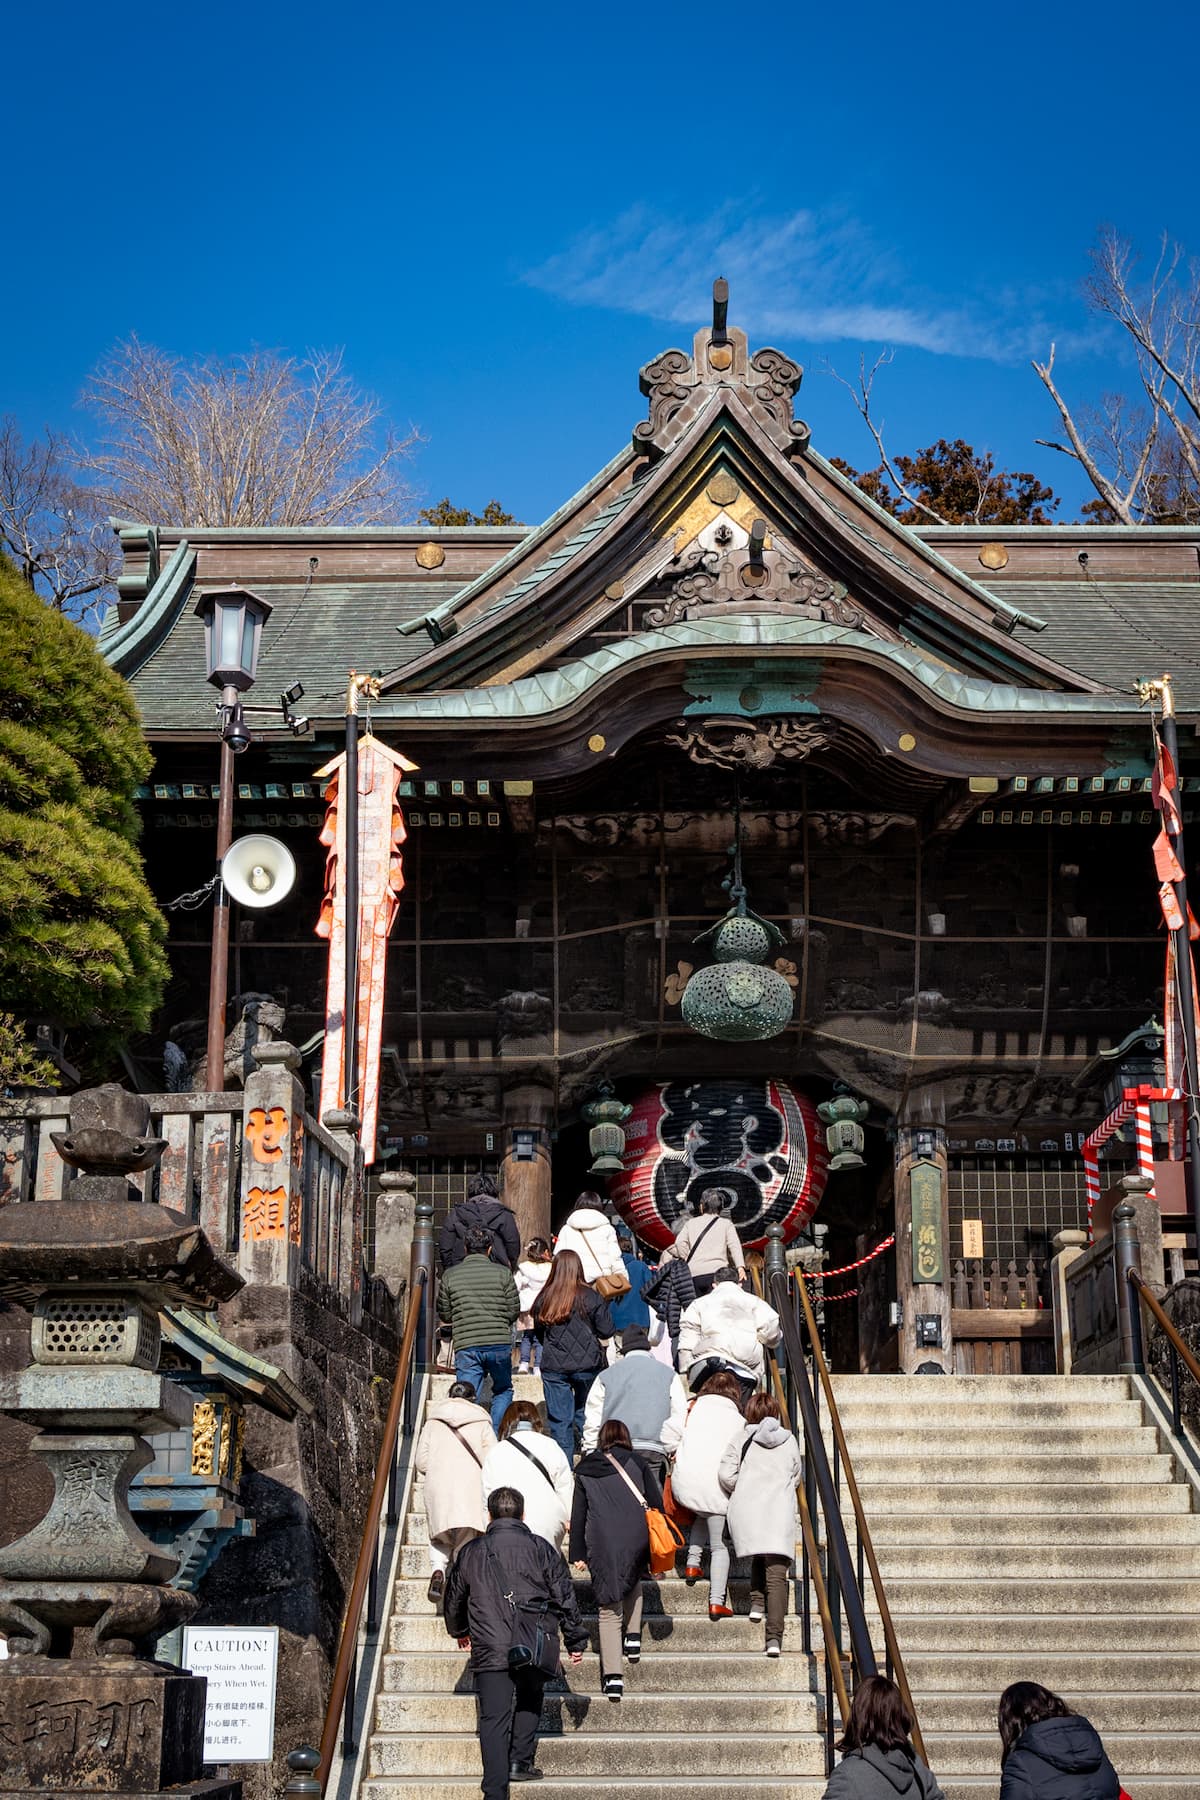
1129,1266,1200,1444
790,1269,927,1762
760,1299,850,1729
315,1262,429,1790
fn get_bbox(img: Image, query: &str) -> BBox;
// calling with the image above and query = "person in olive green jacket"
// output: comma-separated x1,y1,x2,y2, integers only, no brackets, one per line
437,1227,521,1428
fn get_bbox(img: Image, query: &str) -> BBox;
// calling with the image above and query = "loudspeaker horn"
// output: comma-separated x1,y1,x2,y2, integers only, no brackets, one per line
221,834,297,909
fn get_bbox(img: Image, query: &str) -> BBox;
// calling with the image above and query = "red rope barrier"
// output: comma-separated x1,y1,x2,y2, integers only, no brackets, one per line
800,1234,895,1281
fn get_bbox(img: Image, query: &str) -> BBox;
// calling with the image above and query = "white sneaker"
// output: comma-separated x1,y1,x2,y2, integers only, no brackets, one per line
765,1640,781,1658
748,1606,764,1623
517,1363,530,1373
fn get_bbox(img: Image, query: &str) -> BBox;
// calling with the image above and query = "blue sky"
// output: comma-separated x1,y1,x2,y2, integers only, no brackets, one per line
3,0,1197,526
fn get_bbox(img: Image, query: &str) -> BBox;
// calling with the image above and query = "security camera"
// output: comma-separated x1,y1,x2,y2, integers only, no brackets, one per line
222,703,253,755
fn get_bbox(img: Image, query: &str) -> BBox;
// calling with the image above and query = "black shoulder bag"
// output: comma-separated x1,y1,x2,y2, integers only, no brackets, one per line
482,1539,560,1677
506,1433,558,1492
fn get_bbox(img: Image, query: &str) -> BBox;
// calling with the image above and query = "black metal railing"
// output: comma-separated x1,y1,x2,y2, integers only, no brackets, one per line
752,1235,925,1770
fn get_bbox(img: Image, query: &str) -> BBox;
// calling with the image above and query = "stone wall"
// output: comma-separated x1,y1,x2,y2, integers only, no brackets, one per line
192,1272,401,1800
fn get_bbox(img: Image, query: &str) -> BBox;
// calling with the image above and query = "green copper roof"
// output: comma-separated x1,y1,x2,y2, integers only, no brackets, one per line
162,1305,310,1417
372,615,1140,725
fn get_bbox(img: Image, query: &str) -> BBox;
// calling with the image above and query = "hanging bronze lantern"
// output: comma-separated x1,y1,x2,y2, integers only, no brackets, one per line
582,1084,633,1173
817,1092,870,1170
681,904,793,1042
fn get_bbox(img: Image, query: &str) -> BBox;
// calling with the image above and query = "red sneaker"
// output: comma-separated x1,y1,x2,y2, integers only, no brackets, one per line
683,1565,703,1583
708,1603,733,1620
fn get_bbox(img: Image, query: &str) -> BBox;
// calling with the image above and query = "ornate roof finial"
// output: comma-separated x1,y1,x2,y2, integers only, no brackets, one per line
634,280,810,461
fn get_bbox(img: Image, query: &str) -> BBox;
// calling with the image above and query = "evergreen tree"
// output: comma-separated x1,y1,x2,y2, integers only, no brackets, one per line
830,439,1060,524
416,497,520,526
0,556,167,1084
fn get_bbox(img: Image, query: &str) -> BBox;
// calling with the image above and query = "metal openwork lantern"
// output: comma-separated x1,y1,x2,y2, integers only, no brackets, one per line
817,1091,871,1171
679,823,794,1042
681,904,794,1042
582,1084,633,1173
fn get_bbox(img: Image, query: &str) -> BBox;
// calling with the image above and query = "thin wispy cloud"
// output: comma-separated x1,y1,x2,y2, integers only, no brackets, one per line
525,205,1060,364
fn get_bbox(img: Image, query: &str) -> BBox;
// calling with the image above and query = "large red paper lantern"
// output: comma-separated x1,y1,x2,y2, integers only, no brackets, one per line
610,1078,828,1254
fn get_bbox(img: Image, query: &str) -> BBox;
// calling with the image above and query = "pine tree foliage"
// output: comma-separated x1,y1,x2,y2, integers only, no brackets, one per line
416,497,521,526
0,556,168,1074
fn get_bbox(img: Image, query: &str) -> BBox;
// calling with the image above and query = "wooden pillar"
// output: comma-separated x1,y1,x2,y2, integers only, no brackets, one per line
894,1124,951,1374
501,1083,553,1248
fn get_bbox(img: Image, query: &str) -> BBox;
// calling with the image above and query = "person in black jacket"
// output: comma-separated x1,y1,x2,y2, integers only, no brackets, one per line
533,1249,613,1459
444,1486,588,1796
439,1174,521,1270
570,1418,662,1701
998,1683,1119,1800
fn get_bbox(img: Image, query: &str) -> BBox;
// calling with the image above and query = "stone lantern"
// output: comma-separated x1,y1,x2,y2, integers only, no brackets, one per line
0,1083,243,1800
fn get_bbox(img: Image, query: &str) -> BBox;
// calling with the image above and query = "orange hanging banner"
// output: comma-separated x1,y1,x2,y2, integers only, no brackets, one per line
315,734,417,1164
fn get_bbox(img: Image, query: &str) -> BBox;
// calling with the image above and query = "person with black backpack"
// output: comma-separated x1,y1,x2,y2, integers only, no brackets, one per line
445,1486,587,1796
438,1173,521,1271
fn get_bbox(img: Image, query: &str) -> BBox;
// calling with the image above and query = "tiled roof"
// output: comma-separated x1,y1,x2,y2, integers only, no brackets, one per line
123,576,466,730
999,581,1200,710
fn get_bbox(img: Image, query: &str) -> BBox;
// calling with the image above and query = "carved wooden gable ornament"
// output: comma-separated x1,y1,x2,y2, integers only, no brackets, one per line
386,281,1095,701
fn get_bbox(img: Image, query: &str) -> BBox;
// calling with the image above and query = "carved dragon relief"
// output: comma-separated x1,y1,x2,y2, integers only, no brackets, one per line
665,716,839,770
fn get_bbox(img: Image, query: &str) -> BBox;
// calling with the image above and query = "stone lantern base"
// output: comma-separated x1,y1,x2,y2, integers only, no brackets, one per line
0,1657,232,1796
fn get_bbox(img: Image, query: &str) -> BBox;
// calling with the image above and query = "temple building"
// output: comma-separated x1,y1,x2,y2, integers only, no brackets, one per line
101,289,1200,1375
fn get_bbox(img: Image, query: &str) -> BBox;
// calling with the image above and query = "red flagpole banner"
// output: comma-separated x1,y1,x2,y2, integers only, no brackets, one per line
316,735,416,1164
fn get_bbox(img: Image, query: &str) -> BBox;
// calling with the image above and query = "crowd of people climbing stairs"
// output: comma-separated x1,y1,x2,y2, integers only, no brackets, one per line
417,1175,1129,1800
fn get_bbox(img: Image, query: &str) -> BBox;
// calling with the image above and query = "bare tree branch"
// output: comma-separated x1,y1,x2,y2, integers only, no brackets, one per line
825,351,947,524
0,419,119,620
1033,229,1200,523
80,340,419,528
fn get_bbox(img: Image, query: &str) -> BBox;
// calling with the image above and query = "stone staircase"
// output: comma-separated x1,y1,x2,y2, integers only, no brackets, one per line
355,1371,1200,1799
359,1373,829,1800
832,1373,1200,1799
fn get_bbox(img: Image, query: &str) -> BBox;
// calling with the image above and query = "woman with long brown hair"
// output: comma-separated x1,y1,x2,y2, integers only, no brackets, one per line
821,1675,946,1800
532,1248,613,1458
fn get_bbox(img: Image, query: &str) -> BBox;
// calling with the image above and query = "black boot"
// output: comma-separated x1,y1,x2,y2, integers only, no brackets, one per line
509,1763,543,1782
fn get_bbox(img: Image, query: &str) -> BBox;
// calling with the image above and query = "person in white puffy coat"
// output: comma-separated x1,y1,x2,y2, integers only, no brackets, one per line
677,1265,782,1392
720,1391,803,1653
554,1196,626,1287
480,1400,574,1550
666,1373,746,1618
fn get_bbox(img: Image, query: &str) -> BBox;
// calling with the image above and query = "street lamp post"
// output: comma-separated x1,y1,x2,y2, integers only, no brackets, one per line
194,586,274,1091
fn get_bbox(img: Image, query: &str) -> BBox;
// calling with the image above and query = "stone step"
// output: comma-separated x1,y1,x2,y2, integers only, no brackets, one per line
389,1612,814,1653
830,1398,1147,1430
862,1544,1200,1580
830,1375,1132,1397
361,1782,829,1800
904,1649,1200,1691
848,1480,1192,1513
868,1612,1200,1652
851,1511,1200,1545
367,1730,825,1776
361,1785,1200,1800
850,1453,1174,1483
390,1577,785,1616
916,1692,1200,1734
869,1576,1200,1614
381,1650,817,1693
373,1690,821,1734
835,1426,1163,1458
429,1373,545,1398
923,1731,1200,1777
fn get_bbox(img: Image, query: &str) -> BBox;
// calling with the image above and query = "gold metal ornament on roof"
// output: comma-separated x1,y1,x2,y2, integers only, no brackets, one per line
978,542,1009,571
415,542,446,569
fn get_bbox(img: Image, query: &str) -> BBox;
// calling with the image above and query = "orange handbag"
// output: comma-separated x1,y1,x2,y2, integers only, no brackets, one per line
604,1453,686,1577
